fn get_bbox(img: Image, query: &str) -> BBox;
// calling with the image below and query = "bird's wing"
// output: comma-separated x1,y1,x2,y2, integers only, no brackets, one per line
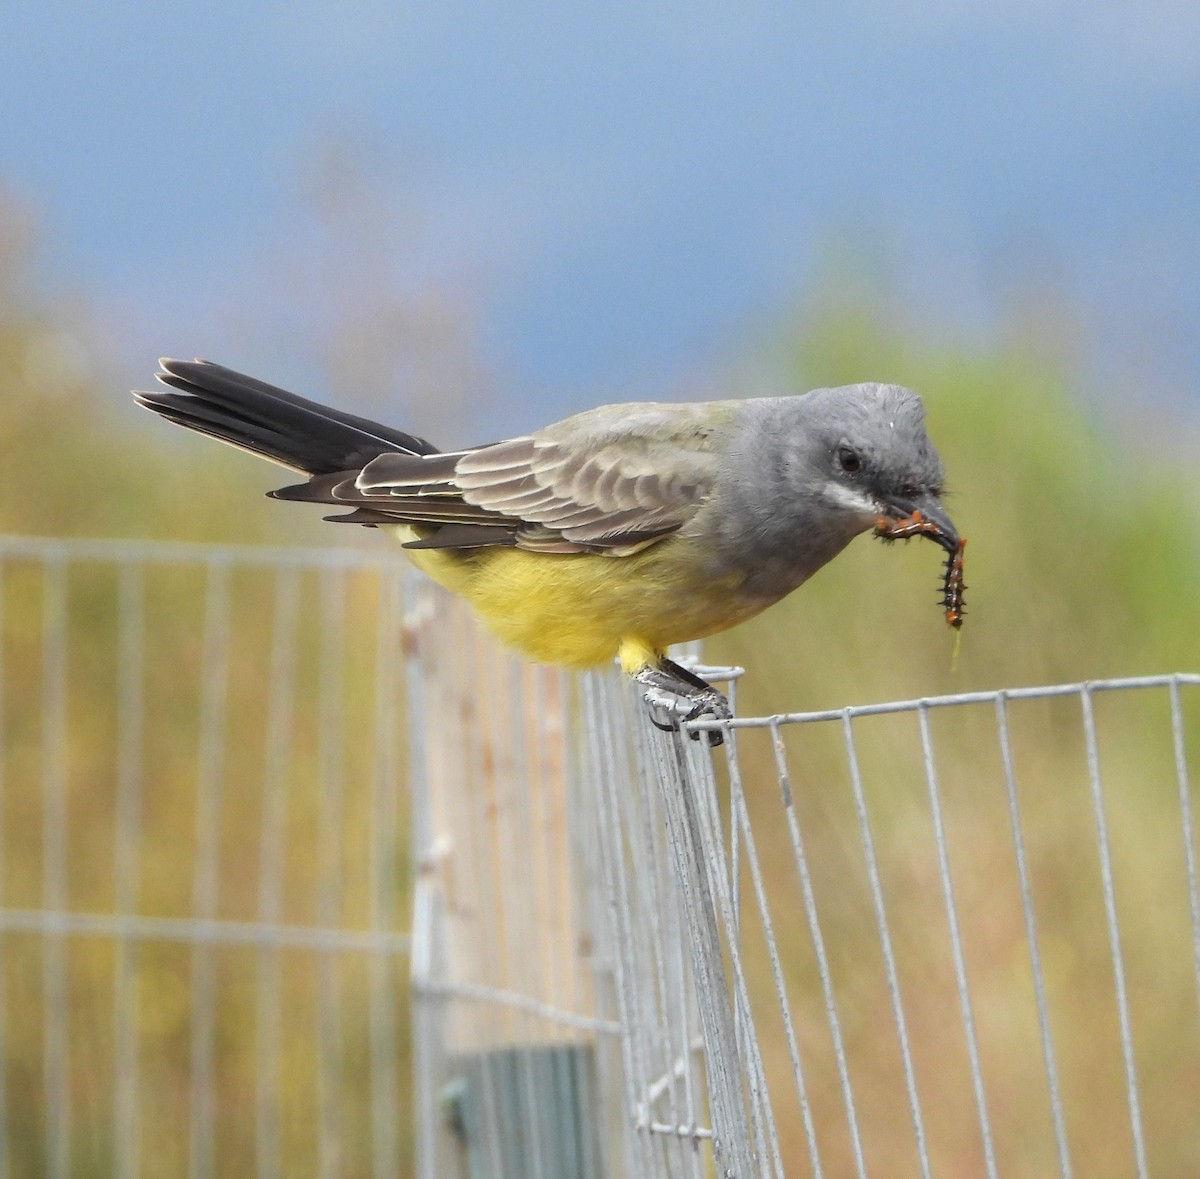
281,401,729,555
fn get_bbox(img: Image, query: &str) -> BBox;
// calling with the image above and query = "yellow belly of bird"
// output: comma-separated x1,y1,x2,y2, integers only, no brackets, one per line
386,525,767,672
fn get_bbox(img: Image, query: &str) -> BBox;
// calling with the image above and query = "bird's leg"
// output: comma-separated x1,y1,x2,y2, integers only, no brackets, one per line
635,658,731,746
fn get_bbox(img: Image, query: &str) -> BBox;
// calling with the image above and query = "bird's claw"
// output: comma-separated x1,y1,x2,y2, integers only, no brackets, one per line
681,688,732,724
640,684,730,746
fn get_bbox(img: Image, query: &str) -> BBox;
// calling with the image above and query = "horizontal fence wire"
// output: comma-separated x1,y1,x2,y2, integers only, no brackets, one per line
0,535,404,569
0,908,410,952
0,535,412,1179
685,672,1200,731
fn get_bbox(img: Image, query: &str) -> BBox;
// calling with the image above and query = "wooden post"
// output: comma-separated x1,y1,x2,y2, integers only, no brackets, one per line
407,584,605,1178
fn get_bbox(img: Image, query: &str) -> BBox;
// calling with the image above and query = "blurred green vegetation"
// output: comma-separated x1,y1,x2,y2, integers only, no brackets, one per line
1,183,1198,1177
0,260,276,545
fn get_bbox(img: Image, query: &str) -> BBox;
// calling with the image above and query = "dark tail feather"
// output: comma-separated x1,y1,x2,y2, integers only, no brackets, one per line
133,358,439,476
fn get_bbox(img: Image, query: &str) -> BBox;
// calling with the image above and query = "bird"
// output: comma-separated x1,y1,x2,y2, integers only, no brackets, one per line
134,359,963,735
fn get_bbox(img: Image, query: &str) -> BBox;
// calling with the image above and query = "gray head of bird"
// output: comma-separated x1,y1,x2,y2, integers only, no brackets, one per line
790,382,957,545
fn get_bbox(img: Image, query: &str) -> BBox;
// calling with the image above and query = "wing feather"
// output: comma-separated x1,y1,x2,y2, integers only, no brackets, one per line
268,400,730,553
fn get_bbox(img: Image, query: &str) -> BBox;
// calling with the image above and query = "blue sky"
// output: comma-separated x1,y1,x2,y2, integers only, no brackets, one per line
5,1,1199,435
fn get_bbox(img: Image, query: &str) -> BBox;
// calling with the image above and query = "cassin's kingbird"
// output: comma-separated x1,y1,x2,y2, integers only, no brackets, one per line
135,359,964,729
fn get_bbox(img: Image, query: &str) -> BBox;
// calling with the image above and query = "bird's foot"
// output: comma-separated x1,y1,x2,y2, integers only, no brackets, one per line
636,659,732,746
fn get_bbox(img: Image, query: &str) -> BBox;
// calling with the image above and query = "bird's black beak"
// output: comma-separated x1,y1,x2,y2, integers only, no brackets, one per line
876,492,959,553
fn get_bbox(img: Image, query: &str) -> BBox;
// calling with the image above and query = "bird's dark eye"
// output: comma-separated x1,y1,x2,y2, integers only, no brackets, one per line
836,446,862,474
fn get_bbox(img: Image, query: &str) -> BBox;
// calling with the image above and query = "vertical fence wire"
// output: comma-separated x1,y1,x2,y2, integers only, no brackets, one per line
511,661,549,1179
406,584,440,1179
724,726,827,1179
646,727,761,1179
505,660,549,1179
369,568,401,1179
114,563,145,1179
763,719,866,1179
41,554,70,1179
1080,687,1149,1179
255,566,301,1179
317,568,347,1179
631,707,692,1152
915,704,998,1179
580,672,638,1179
841,710,934,1179
619,695,674,1161
682,730,784,1179
1169,678,1200,1016
0,558,7,1179
190,559,233,1179
642,712,697,1170
586,675,657,1179
994,693,1073,1179
456,621,507,1179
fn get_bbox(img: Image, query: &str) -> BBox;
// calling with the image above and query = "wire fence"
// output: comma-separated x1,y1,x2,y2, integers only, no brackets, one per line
671,672,1200,1178
2,534,1198,1178
411,579,1200,1179
0,535,411,1179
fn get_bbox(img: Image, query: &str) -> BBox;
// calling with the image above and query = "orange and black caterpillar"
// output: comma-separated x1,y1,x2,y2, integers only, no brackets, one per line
874,511,968,629
939,537,967,628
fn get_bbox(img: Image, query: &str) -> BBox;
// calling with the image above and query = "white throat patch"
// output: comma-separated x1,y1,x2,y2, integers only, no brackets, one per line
823,480,879,517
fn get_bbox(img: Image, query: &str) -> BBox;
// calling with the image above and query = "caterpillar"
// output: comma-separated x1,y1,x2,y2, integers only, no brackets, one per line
874,511,968,629
940,537,967,628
